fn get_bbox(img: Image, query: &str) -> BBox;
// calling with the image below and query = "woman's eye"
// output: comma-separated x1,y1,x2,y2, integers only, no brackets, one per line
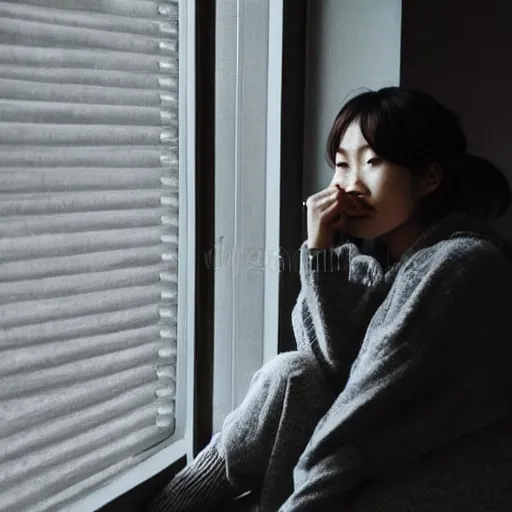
335,162,348,169
367,158,381,166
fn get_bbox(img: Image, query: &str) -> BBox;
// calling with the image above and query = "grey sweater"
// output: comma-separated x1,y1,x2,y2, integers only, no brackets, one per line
281,212,512,510
144,212,512,512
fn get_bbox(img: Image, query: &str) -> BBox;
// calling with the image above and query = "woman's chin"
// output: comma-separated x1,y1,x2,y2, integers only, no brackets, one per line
344,215,378,238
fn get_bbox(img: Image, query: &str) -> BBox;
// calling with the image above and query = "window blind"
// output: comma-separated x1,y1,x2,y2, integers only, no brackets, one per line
0,1,180,511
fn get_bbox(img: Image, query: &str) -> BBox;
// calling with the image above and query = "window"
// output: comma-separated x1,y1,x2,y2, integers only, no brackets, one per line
0,1,195,510
213,0,307,430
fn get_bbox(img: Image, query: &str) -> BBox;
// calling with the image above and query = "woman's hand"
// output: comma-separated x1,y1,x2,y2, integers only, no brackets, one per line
305,185,371,249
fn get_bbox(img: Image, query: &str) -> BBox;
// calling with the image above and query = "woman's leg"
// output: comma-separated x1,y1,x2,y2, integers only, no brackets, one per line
143,351,336,512
222,351,337,510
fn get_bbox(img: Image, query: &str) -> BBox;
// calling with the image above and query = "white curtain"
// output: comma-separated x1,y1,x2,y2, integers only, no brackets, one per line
0,1,180,511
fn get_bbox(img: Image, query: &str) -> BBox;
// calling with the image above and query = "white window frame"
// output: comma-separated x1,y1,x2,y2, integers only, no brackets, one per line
264,0,284,365
213,0,284,430
69,1,196,509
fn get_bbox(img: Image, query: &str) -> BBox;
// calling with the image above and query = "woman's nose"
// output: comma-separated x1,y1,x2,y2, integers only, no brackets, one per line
331,174,366,196
344,186,366,197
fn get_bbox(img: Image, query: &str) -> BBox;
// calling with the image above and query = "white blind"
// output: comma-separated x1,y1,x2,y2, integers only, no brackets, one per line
0,1,180,511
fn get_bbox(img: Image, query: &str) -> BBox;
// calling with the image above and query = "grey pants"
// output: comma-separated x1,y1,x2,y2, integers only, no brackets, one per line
218,351,336,511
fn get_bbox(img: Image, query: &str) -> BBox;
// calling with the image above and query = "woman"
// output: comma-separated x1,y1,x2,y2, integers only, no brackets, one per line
145,87,512,511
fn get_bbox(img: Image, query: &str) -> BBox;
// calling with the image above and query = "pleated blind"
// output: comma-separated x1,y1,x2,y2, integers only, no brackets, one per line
0,1,181,511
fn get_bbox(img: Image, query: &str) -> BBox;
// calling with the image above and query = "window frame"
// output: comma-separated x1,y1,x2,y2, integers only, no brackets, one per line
212,0,308,430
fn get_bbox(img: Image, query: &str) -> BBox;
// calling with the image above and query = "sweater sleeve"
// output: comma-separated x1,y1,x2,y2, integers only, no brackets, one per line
291,240,389,389
281,238,512,511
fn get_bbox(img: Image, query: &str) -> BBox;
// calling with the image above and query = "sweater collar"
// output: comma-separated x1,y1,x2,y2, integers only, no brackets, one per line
384,212,512,278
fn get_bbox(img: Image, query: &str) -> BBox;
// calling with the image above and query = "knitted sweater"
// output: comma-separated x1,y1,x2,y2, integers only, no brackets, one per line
281,212,512,510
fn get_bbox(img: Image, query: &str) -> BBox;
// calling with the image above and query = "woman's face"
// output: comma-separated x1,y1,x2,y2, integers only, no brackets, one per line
330,121,426,242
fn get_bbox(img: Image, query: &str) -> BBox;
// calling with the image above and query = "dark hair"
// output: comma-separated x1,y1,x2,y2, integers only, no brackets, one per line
326,86,511,223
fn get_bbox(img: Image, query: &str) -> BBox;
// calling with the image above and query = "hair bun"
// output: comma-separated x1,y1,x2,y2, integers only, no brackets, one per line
452,154,511,219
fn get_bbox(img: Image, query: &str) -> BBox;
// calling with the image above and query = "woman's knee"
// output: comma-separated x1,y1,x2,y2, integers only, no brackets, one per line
220,353,318,466
220,352,333,481
254,351,321,385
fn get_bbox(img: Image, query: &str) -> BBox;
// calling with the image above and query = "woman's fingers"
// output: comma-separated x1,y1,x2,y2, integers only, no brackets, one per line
314,190,341,212
330,214,347,232
343,193,373,216
305,185,373,248
305,187,344,249
305,186,339,209
308,188,371,216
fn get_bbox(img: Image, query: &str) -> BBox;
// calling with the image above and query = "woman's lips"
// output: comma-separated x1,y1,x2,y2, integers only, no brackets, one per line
345,197,375,216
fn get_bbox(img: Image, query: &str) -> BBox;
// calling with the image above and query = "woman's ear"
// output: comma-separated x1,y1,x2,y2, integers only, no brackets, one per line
420,162,443,197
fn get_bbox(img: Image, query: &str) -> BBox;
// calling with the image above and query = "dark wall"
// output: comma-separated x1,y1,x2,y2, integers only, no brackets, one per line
401,0,512,239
